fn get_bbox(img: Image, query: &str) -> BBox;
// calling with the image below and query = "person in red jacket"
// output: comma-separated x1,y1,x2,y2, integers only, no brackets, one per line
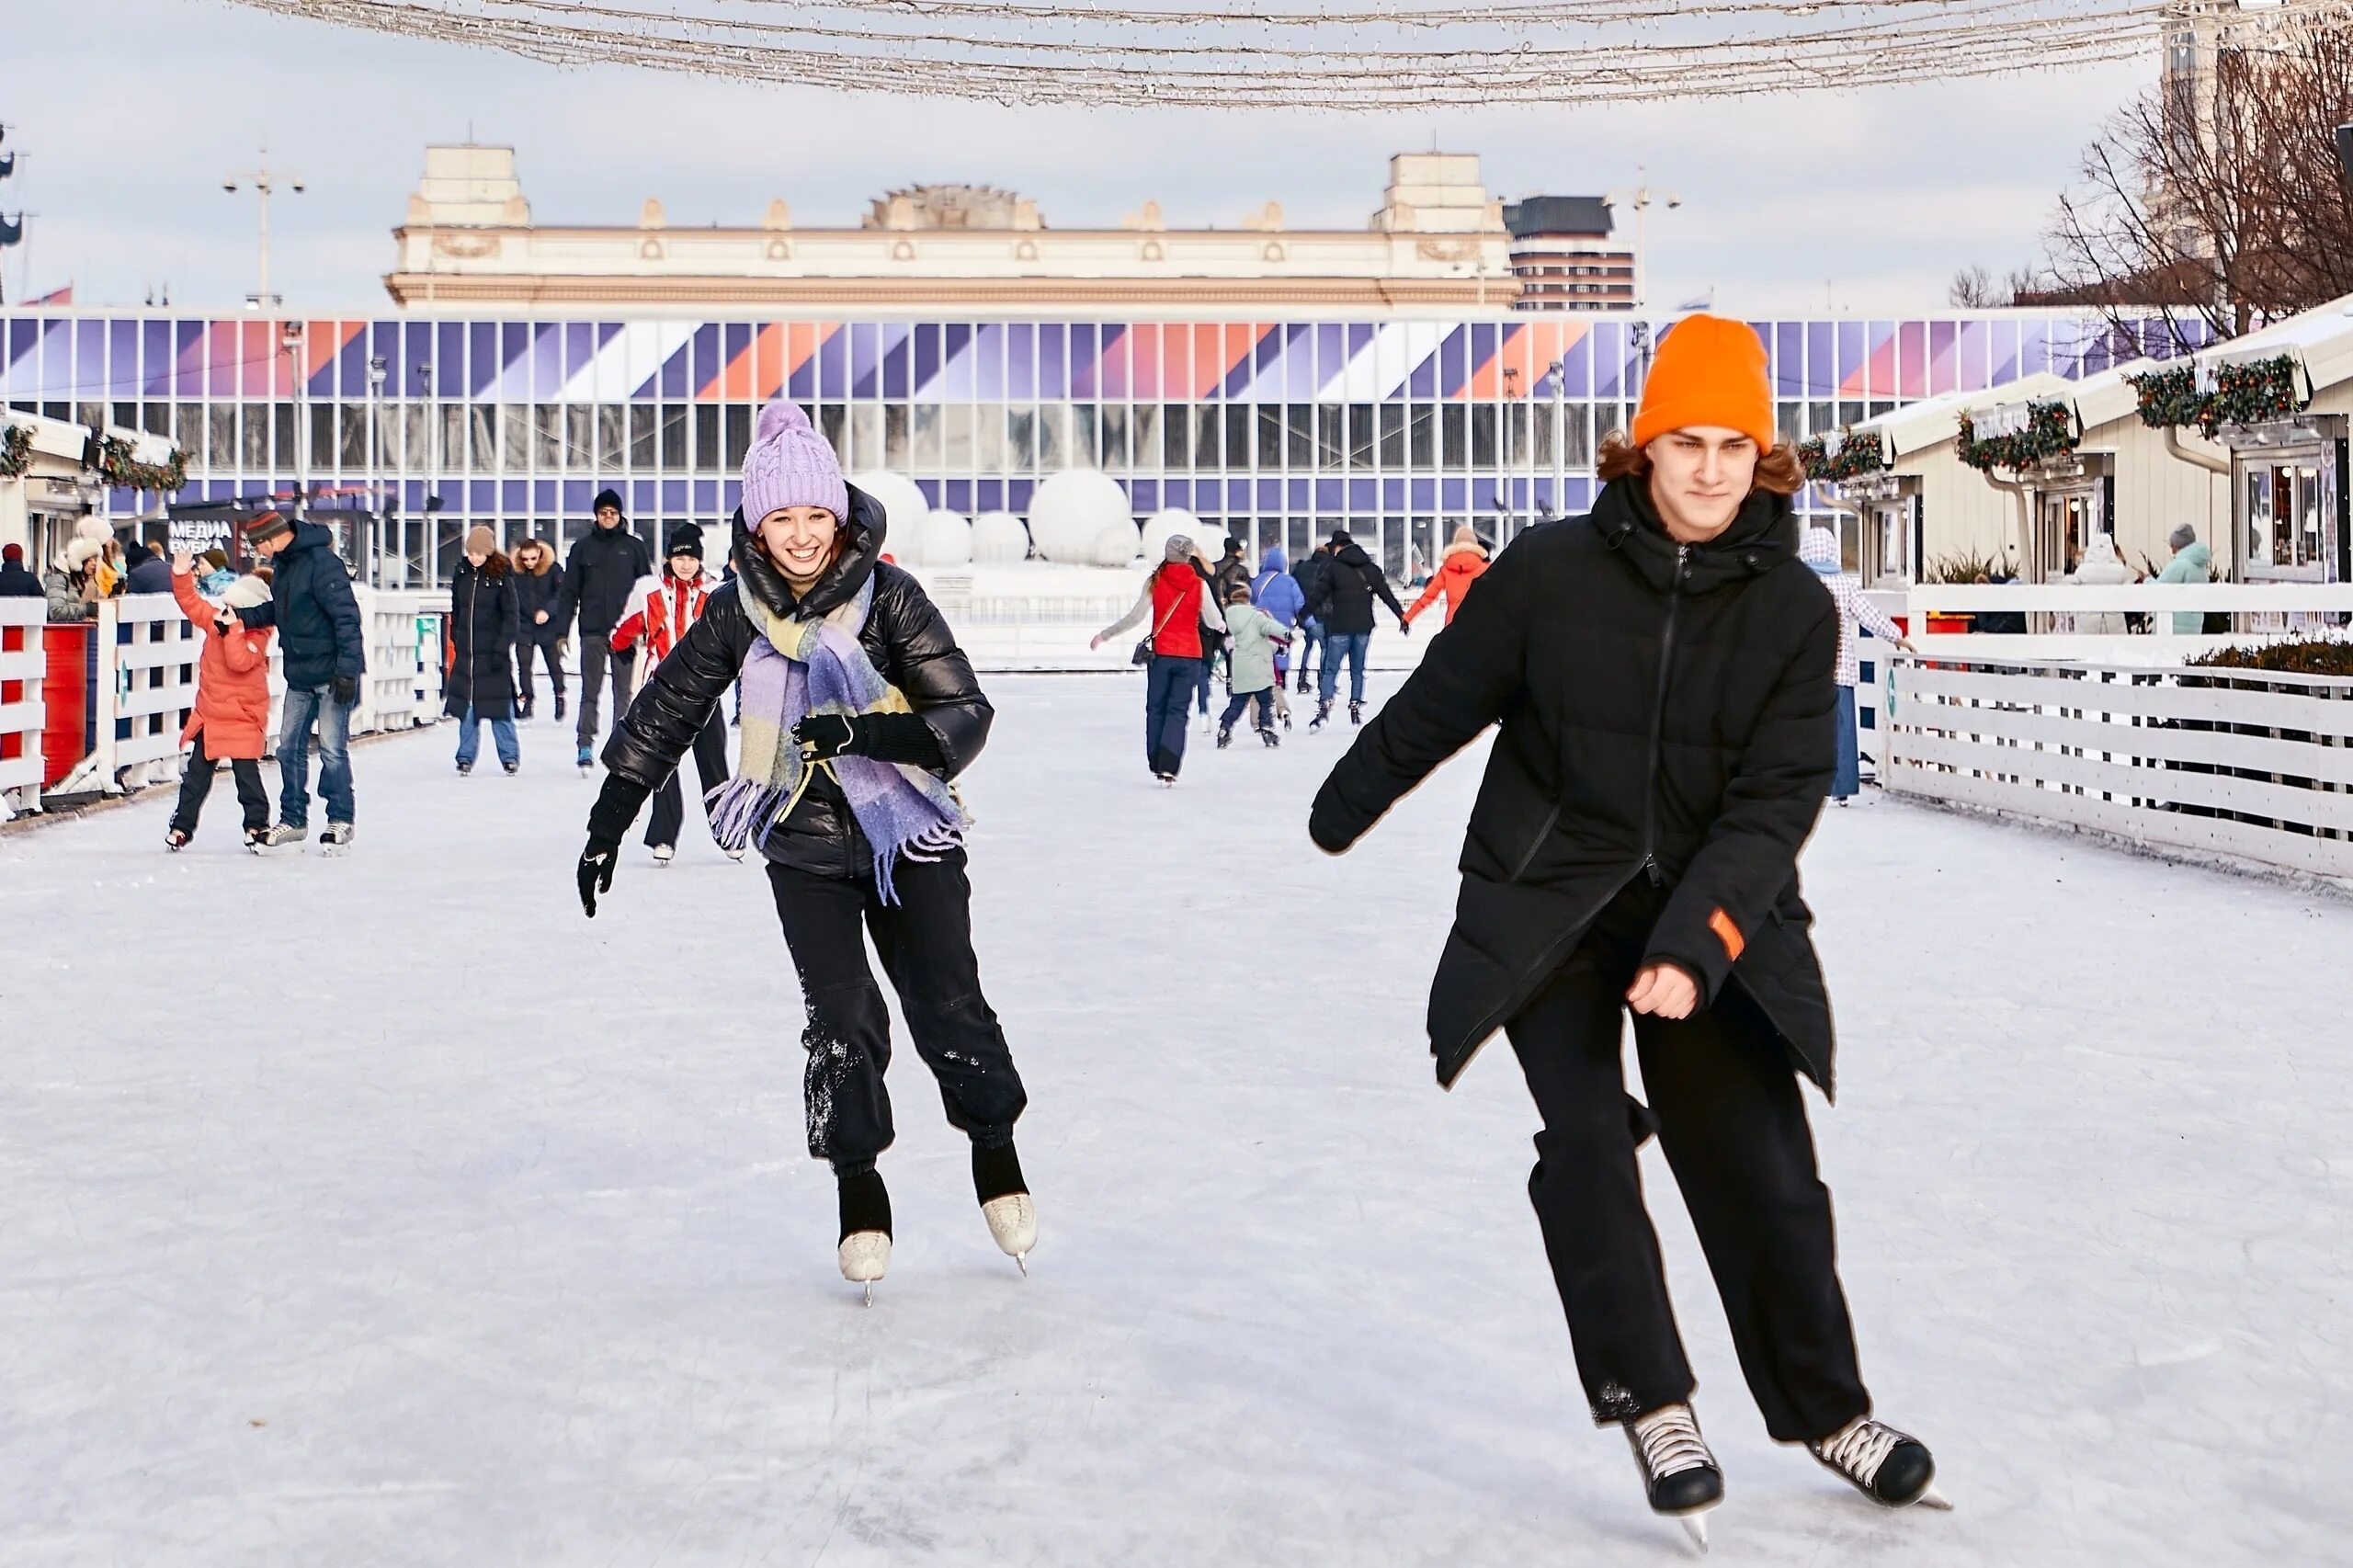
1404,525,1491,629
610,525,734,865
1089,533,1226,785
165,552,276,851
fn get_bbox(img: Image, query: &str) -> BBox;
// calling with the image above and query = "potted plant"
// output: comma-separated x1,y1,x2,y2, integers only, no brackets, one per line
1918,548,2020,634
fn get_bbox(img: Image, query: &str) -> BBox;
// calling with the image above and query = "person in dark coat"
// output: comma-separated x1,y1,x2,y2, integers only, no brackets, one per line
121,538,174,597
1309,315,1943,1534
509,536,566,722
0,542,42,598
1290,541,1333,694
446,526,522,775
578,400,1033,1301
551,488,654,767
233,510,365,850
1302,528,1408,729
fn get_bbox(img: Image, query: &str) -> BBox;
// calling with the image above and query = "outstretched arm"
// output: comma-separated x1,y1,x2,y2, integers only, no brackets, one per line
1309,544,1530,854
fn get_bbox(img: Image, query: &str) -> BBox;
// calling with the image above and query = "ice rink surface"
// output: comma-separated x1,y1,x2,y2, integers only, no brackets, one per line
4,675,2348,1565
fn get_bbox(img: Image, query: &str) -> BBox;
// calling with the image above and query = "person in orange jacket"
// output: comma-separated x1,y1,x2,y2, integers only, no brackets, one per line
1404,524,1491,630
165,551,276,851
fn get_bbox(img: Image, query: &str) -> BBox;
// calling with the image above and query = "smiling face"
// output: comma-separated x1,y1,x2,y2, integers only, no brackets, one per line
757,506,841,592
667,550,701,580
594,505,621,531
1643,426,1759,544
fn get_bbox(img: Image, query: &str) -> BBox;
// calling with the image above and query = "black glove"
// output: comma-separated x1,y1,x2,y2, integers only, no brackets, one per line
333,675,358,705
1397,617,1413,636
577,839,617,917
793,713,858,761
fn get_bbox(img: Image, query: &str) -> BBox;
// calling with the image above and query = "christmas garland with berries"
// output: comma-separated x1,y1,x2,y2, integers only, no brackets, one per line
2128,353,2307,439
1957,400,2078,473
0,422,30,480
1798,427,1888,483
94,434,188,494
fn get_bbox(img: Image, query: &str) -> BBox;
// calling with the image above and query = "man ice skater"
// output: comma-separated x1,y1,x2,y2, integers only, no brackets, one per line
1309,314,1946,1548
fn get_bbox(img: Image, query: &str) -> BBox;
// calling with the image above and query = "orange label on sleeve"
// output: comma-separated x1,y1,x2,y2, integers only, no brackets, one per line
1709,908,1745,962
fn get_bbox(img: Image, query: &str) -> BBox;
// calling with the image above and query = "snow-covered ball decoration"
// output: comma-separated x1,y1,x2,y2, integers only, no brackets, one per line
971,511,1029,564
1088,519,1142,569
919,510,973,568
1139,507,1205,568
1029,471,1131,563
846,472,930,561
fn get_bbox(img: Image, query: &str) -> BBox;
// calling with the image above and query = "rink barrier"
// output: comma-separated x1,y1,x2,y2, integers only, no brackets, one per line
1881,653,2353,881
29,586,449,808
0,597,43,818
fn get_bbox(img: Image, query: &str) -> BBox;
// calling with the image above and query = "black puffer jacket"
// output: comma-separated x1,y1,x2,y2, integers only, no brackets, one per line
1306,539,1407,635
236,521,365,690
1310,477,1840,1093
601,488,992,880
444,555,521,722
512,560,563,647
552,521,654,639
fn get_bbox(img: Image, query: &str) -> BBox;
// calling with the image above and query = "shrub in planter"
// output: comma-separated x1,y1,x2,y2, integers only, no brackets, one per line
2188,639,2353,677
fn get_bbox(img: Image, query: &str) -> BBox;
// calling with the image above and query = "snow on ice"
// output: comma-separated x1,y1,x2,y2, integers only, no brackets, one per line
2,675,2347,1564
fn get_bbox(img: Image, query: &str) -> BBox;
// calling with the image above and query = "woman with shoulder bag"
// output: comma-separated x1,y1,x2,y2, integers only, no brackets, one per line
1091,533,1225,786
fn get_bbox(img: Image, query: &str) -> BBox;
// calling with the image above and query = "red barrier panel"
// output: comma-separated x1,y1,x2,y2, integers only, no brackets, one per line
41,621,93,788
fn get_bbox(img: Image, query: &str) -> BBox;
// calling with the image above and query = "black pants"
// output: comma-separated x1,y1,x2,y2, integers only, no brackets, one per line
575,639,634,747
1506,882,1870,1443
1143,653,1195,778
171,733,269,836
1219,688,1275,733
647,711,731,848
517,639,564,705
767,849,1027,1175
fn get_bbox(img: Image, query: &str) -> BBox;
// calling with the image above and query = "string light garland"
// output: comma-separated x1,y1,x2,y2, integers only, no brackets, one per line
223,0,2353,108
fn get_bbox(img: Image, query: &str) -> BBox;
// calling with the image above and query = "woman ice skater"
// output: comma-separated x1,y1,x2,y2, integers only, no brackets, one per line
576,400,1033,1301
1310,315,1945,1548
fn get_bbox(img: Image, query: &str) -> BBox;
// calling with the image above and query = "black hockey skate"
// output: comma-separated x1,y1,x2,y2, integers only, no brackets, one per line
1259,727,1279,747
1348,699,1363,725
1808,1417,1949,1510
1215,725,1233,749
1308,700,1332,732
1624,1403,1723,1551
837,1168,892,1305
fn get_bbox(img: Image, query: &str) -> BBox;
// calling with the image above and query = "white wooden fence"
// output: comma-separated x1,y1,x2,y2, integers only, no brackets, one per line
0,597,44,819
1881,652,2353,881
29,587,449,807
1904,583,2353,665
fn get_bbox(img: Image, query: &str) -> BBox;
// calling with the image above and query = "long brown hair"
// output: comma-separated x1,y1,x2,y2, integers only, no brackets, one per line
1597,429,1805,497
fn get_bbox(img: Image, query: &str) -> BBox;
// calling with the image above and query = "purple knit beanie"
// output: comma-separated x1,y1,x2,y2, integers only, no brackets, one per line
741,401,849,524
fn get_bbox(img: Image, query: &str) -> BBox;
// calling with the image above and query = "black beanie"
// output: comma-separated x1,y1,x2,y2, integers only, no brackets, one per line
592,488,625,519
665,524,703,559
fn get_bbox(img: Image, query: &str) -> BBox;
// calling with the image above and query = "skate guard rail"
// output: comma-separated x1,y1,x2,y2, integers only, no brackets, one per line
1904,583,2353,667
1881,651,2353,881
31,586,450,810
0,597,43,818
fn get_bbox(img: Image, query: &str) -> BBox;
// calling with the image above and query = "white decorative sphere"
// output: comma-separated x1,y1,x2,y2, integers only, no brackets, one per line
1029,471,1131,563
847,471,931,561
919,509,973,568
1088,520,1142,569
1139,507,1204,569
972,510,1029,564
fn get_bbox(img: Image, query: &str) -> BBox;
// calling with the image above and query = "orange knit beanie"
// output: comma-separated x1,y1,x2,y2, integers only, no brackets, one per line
1629,314,1776,452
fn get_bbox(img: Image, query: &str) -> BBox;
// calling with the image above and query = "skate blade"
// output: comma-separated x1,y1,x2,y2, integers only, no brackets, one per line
1015,1252,1029,1278
1677,1508,1714,1553
1914,1484,1953,1511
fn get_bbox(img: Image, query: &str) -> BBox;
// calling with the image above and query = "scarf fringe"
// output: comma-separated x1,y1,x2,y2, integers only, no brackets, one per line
872,822,966,906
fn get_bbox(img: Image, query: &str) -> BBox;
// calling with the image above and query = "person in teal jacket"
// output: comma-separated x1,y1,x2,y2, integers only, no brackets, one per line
2155,524,2215,635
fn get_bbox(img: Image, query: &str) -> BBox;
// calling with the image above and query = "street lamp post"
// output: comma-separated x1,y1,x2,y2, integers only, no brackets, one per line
1604,165,1681,315
280,320,307,511
1548,358,1567,517
367,354,387,586
223,149,304,311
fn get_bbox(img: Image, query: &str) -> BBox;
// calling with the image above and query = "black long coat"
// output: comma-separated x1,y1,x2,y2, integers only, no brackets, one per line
552,522,654,639
444,556,521,722
512,562,563,647
1306,540,1407,635
602,488,993,881
1310,478,1843,1095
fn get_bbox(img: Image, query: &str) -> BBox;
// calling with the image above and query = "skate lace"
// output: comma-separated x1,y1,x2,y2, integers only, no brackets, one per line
1813,1418,1900,1485
1632,1405,1713,1480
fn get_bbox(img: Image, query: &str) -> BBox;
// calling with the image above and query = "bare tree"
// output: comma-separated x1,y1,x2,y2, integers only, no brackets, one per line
2044,26,2353,348
1949,264,2000,308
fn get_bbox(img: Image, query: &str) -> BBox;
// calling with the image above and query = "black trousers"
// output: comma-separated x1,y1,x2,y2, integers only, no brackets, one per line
646,712,731,848
170,733,269,836
575,639,633,746
767,849,1028,1175
1506,882,1870,1443
516,639,564,705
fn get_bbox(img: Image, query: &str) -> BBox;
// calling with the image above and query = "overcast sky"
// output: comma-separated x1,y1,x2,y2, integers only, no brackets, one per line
4,0,2152,316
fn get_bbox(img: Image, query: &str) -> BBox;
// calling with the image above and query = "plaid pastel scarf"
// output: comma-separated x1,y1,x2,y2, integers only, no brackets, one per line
705,575,967,902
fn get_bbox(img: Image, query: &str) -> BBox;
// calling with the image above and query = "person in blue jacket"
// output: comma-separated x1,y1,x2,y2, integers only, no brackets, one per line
1252,545,1306,730
231,509,366,852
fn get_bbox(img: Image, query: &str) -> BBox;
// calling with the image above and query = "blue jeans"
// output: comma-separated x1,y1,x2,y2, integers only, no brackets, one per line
1219,688,1275,732
1832,684,1859,799
1319,631,1372,706
1144,654,1196,777
455,704,519,769
278,684,355,828
1298,619,1324,683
